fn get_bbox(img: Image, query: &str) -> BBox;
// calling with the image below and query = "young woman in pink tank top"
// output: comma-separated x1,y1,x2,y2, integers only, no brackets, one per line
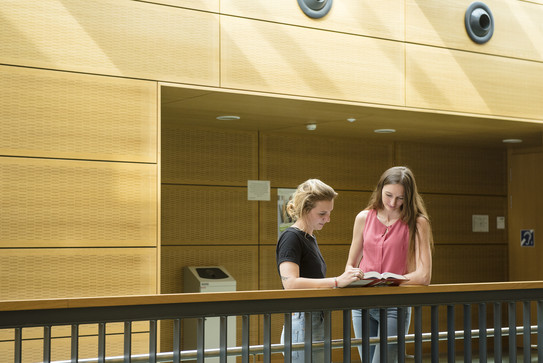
345,166,434,363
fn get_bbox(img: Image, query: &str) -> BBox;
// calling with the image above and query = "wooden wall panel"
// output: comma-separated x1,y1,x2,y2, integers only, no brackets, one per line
432,244,508,283
160,246,259,351
0,330,150,362
425,194,507,244
260,189,371,245
220,16,405,106
161,245,258,293
508,150,543,281
0,0,219,85
0,248,157,300
406,0,543,62
161,126,258,185
396,142,507,195
0,66,157,162
221,0,404,41
147,0,219,12
161,185,258,245
0,157,157,248
406,44,543,120
260,133,393,190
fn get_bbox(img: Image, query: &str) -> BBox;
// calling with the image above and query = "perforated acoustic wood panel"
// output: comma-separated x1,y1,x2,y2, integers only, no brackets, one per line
0,66,157,162
161,185,258,245
161,126,258,185
396,142,506,195
432,244,507,284
220,16,404,105
424,194,507,244
0,248,157,300
260,189,371,245
0,331,150,363
0,157,157,247
160,245,258,294
160,246,259,351
0,0,219,85
260,133,393,190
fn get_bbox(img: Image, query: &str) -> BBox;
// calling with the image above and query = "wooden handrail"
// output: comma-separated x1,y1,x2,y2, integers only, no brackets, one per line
2,281,543,312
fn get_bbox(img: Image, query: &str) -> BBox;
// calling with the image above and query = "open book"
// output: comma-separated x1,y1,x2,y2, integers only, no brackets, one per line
349,271,408,287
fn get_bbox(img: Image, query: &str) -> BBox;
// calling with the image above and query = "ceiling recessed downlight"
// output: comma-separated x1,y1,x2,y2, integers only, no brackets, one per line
347,118,356,123
306,123,317,131
374,128,396,134
502,138,523,144
216,115,240,121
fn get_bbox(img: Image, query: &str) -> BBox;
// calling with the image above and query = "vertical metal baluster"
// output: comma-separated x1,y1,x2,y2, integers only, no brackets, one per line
464,304,472,363
220,316,228,363
479,303,487,363
43,326,51,363
538,301,543,363
509,302,517,363
71,324,79,363
343,309,351,363
414,306,422,363
379,308,388,363
494,302,502,363
304,312,312,363
397,307,406,363
447,305,455,363
173,319,181,363
242,315,250,363
431,306,438,363
98,322,106,363
523,301,531,363
149,320,157,363
14,328,22,363
323,311,331,363
197,318,205,363
284,313,292,363
263,314,272,363
124,321,132,363
362,309,370,363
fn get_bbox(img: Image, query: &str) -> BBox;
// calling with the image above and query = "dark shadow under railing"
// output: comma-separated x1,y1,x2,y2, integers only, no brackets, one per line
1,281,543,362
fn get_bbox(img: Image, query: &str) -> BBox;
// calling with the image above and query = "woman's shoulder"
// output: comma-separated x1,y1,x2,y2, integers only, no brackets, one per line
355,208,373,220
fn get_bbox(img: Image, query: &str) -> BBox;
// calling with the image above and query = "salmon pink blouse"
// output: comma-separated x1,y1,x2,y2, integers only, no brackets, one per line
359,209,409,275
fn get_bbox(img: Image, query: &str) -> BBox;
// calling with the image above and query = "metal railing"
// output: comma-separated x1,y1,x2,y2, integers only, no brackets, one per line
1,281,543,363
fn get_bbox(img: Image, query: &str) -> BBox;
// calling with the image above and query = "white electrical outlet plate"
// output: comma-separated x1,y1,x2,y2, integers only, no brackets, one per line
472,215,489,232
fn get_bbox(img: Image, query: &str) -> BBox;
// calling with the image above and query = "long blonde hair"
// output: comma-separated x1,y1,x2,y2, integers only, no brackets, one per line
366,166,434,260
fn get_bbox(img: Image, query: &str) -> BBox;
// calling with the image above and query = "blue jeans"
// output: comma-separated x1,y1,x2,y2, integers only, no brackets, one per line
281,312,324,362
352,307,412,363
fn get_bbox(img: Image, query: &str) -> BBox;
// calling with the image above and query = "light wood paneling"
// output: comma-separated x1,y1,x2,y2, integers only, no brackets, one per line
407,0,543,62
147,0,219,12
0,330,150,362
220,16,405,106
432,244,508,283
0,66,157,162
396,142,507,195
221,0,405,41
161,185,258,245
260,133,393,190
161,126,258,185
161,246,258,293
0,0,219,85
406,43,543,120
424,194,507,244
260,189,371,245
0,248,157,300
160,245,259,351
0,157,157,248
508,150,543,281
